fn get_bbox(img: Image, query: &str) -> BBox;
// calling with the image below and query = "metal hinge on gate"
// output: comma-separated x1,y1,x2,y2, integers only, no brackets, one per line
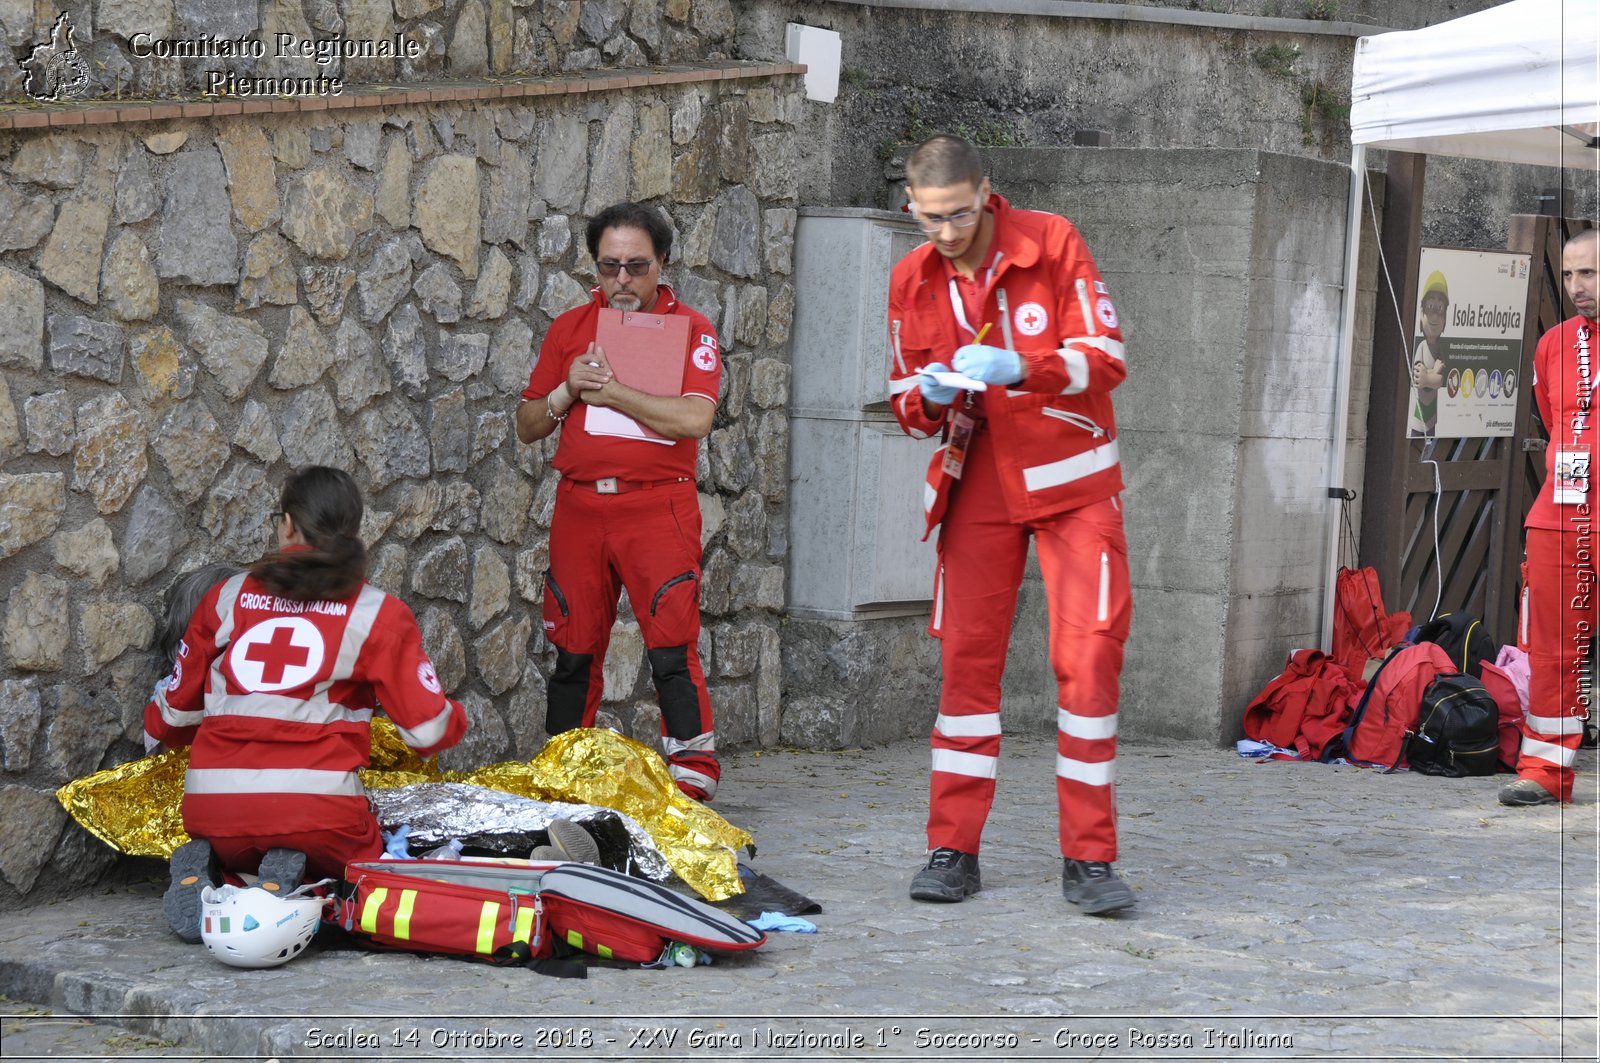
1522,438,1547,452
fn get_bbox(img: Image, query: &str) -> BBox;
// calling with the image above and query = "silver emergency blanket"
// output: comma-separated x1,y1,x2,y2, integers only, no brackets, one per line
369,781,672,882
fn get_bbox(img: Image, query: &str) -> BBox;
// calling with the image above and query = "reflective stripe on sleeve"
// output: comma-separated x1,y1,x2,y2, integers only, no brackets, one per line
1060,349,1089,394
392,700,457,750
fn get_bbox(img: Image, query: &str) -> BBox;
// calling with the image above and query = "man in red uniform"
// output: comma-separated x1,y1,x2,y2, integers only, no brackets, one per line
1503,227,1599,806
888,135,1136,913
517,201,722,801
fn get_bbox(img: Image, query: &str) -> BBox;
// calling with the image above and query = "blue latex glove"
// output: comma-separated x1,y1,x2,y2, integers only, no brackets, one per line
953,343,1024,385
381,824,412,858
918,362,960,406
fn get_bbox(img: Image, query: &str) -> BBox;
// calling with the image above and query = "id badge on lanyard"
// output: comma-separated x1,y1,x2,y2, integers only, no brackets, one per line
1554,448,1591,504
1558,325,1595,505
942,411,976,479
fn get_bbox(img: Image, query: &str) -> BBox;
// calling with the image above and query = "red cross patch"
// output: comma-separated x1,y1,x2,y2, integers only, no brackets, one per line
417,660,442,694
228,618,326,693
692,344,718,372
1014,301,1049,337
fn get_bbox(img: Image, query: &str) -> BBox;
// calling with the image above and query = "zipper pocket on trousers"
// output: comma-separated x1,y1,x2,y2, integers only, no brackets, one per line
1097,551,1110,623
1041,407,1106,436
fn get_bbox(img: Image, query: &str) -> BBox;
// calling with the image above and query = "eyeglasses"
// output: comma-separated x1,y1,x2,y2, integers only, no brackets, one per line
910,190,984,234
596,258,656,278
269,511,284,525
1421,302,1447,319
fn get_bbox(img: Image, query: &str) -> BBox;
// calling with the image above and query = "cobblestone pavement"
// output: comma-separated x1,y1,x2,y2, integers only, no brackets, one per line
1,735,1595,1061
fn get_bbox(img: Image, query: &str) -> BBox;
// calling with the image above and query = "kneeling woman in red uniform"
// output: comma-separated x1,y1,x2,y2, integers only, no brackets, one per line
145,466,468,942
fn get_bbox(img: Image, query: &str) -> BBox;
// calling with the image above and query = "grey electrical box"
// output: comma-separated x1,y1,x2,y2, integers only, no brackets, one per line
788,208,939,619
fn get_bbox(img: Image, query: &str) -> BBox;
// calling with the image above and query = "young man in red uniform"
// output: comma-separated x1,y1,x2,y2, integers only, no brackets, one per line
145,466,468,941
517,202,723,801
888,135,1136,913
1503,227,1599,806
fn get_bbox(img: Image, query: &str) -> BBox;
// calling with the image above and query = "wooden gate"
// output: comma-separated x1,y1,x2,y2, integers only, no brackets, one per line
1359,151,1589,642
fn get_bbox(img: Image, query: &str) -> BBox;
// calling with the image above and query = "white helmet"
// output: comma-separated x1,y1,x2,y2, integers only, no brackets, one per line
199,885,324,969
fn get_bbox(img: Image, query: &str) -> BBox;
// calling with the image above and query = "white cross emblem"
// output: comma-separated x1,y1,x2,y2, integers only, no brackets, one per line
228,617,326,693
1014,301,1049,337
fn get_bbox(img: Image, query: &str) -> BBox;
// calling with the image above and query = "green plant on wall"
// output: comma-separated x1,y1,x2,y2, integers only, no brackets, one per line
1253,44,1300,79
1300,78,1350,147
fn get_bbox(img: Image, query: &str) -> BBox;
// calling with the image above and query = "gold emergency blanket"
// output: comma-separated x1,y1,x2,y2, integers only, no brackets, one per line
55,724,750,901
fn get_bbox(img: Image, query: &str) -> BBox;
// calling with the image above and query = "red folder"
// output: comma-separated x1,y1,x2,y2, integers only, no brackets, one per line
586,309,690,444
595,308,689,396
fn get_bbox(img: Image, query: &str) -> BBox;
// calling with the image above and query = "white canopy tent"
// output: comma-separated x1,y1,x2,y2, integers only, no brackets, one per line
1320,0,1600,648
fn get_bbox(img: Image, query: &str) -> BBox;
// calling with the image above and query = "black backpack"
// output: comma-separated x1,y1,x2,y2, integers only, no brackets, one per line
1414,612,1496,678
1406,672,1501,777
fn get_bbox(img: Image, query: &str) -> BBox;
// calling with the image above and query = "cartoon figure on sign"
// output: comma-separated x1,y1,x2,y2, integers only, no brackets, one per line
1409,271,1450,436
22,12,93,101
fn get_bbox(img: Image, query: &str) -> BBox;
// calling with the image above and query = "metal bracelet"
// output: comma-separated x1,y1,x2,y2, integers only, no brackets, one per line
547,394,569,422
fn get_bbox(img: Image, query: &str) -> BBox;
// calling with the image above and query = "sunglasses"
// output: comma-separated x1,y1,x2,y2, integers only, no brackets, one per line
596,258,656,278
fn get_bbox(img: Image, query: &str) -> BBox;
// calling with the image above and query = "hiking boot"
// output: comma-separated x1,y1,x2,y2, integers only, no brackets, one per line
1062,859,1136,915
546,819,600,865
909,848,980,902
163,839,219,943
1498,778,1559,806
257,848,307,894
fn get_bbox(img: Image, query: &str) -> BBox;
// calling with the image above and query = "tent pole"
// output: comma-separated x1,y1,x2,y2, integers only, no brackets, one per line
1321,143,1367,651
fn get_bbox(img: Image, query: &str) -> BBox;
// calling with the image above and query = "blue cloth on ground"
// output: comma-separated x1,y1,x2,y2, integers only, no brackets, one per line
749,911,817,933
381,824,412,858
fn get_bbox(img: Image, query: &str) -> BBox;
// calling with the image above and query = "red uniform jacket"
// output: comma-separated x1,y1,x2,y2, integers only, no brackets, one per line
1526,314,1598,531
522,284,721,482
889,194,1127,536
144,567,468,839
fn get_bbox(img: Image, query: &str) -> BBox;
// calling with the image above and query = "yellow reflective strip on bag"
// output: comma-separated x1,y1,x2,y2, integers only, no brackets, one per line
597,943,613,959
360,887,389,934
513,906,535,943
394,889,417,941
566,930,584,950
477,901,500,953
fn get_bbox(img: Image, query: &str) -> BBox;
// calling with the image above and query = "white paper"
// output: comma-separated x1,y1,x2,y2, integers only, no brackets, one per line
922,370,987,392
583,406,675,445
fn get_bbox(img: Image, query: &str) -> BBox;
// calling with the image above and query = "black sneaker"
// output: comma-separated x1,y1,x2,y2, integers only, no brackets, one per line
257,848,307,894
163,839,218,943
1062,858,1135,915
909,848,981,903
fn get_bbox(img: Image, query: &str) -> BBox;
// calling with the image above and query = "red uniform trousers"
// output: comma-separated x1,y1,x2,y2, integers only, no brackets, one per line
197,809,383,885
543,477,719,797
1520,526,1592,801
927,427,1132,862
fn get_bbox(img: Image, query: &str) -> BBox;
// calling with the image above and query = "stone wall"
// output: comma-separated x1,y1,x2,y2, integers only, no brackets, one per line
0,54,804,906
0,0,738,101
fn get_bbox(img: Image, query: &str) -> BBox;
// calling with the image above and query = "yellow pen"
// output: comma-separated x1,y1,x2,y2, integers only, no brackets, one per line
974,323,991,345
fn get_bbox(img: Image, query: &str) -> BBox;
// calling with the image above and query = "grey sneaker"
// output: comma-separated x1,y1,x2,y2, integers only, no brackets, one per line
909,848,981,902
163,838,219,943
257,848,307,894
1062,858,1135,915
546,819,600,864
530,845,564,861
1498,778,1559,806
